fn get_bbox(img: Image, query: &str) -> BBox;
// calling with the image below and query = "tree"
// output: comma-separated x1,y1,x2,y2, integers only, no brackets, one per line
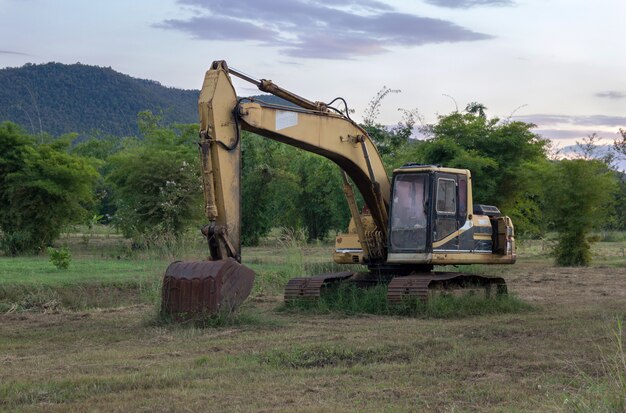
545,159,617,266
240,132,349,244
614,128,626,158
361,87,416,162
0,122,98,254
70,133,136,223
295,154,350,241
403,105,550,237
240,133,299,245
106,115,202,244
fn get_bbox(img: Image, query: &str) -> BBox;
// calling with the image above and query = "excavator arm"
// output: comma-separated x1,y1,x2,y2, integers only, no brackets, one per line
199,60,390,262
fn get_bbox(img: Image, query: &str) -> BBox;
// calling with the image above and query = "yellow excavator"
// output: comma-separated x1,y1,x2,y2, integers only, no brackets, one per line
161,61,516,315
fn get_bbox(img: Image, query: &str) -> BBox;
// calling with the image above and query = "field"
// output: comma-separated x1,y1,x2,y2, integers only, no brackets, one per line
1,231,625,412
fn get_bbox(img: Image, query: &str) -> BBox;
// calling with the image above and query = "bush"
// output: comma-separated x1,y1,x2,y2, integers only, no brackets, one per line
0,122,98,255
107,143,201,244
545,160,617,266
47,247,71,270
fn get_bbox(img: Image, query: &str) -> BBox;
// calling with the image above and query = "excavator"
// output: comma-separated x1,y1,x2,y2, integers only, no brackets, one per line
161,61,516,316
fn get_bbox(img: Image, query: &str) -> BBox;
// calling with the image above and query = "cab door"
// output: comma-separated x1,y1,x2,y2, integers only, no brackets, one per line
433,173,458,247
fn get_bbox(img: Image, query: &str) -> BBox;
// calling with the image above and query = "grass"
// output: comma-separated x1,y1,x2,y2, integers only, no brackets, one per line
149,304,283,329
0,256,163,287
561,317,626,412
260,343,412,368
0,232,625,411
0,257,164,311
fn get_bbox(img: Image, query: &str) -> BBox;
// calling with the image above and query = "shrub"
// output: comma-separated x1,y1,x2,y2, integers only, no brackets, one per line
47,247,71,270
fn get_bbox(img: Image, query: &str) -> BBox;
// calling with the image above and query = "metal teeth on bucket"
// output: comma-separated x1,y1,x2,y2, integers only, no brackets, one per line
161,258,255,316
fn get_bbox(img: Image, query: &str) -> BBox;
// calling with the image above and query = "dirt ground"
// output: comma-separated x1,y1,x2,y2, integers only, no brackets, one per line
1,260,625,412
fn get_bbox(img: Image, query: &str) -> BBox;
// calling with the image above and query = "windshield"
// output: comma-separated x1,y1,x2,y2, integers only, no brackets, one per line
390,173,429,252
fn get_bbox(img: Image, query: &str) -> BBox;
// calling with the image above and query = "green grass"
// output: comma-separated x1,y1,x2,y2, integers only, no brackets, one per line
260,343,412,369
0,249,625,412
0,257,164,287
149,304,283,329
0,257,165,311
561,317,626,412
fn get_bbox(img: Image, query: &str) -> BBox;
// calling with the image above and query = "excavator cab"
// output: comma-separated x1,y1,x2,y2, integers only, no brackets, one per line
335,164,515,267
386,164,515,266
388,165,469,259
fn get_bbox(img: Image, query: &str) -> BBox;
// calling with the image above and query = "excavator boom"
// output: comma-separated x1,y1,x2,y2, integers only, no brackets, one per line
162,60,392,315
195,60,392,262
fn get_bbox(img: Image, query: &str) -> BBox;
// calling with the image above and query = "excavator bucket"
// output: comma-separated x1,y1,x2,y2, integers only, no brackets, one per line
161,258,255,317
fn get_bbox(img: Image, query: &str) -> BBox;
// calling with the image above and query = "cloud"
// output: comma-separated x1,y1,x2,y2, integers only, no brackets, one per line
0,50,29,56
424,0,514,8
515,114,626,128
535,129,601,140
157,0,492,59
595,90,626,100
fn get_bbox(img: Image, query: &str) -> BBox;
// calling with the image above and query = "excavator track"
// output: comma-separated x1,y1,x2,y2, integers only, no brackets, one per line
284,272,506,304
387,272,507,304
284,271,356,301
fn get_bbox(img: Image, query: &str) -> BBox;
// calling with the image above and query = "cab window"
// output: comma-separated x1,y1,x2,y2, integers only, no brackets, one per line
436,178,456,215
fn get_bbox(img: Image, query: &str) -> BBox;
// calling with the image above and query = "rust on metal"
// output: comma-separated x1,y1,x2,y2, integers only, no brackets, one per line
161,258,255,316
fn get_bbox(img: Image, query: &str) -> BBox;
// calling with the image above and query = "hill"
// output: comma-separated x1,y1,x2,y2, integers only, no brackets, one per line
0,62,298,137
560,144,626,172
0,62,200,136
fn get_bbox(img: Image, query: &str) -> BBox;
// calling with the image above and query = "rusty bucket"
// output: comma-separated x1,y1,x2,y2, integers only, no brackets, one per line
161,258,255,316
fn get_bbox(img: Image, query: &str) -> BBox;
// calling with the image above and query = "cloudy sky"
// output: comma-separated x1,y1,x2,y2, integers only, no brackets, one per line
1,0,625,148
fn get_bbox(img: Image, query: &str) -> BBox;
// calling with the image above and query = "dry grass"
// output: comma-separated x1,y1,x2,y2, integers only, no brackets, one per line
0,235,625,412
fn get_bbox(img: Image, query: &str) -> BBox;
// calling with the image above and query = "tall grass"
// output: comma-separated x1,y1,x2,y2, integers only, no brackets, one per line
562,317,625,412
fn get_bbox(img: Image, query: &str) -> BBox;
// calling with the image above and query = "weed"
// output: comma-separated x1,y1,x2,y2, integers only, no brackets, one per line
47,246,71,270
260,344,411,368
0,287,61,313
150,305,279,329
562,317,626,412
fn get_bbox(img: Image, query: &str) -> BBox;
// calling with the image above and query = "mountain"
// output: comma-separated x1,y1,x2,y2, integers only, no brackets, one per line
0,62,200,136
560,144,626,172
0,62,299,137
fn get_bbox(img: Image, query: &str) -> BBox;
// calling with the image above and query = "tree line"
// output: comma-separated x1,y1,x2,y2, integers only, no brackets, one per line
1,102,624,266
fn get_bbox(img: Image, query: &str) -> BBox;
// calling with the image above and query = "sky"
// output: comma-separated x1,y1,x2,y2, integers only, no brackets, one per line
1,0,625,150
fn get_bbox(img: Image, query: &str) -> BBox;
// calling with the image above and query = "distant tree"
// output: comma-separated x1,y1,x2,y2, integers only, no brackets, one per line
361,87,416,161
240,133,285,246
576,133,618,169
614,128,626,158
106,115,201,244
0,122,98,254
71,133,127,161
70,133,138,224
239,132,349,245
406,105,550,237
545,159,617,266
574,131,625,232
295,154,350,241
